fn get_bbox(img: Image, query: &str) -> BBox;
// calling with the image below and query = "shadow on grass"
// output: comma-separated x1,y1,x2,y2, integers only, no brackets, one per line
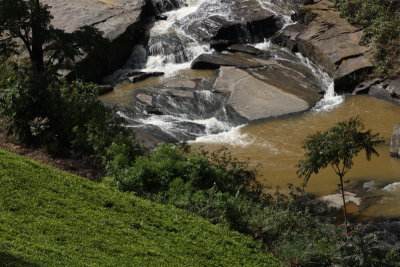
0,251,40,267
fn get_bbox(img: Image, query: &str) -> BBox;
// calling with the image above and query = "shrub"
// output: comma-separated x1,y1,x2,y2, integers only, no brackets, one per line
0,65,142,159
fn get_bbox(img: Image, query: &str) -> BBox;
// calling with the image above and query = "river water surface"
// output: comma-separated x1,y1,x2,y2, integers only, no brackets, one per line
191,95,400,218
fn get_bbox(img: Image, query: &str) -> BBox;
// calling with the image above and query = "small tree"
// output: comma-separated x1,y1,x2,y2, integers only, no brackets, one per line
297,117,384,234
0,0,107,73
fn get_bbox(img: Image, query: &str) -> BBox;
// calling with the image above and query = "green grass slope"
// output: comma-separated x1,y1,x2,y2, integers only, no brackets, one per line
0,150,279,266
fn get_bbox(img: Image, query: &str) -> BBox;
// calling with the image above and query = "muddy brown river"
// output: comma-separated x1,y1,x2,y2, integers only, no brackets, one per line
191,95,400,218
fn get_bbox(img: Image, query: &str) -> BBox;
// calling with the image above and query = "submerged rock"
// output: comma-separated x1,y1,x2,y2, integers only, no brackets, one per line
175,0,281,42
317,192,361,210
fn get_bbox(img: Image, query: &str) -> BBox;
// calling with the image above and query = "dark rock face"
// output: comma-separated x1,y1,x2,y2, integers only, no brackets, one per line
390,125,400,158
272,0,375,92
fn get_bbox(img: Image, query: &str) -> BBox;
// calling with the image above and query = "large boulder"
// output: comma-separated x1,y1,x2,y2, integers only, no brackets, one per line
213,67,315,123
272,0,375,92
42,0,148,81
390,125,400,158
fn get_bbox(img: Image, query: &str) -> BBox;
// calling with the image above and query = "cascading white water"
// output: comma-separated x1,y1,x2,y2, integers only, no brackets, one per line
294,52,344,112
121,0,344,145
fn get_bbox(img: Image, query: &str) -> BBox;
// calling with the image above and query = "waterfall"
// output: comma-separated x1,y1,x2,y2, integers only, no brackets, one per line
289,52,344,112
117,0,344,145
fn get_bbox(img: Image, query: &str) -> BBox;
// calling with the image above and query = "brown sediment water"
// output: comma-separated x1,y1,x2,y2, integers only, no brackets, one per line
192,95,400,218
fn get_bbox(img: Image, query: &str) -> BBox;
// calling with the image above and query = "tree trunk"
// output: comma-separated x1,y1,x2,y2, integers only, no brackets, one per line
339,174,348,235
30,0,45,73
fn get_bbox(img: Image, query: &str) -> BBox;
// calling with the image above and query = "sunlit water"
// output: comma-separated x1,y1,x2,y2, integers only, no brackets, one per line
191,95,400,218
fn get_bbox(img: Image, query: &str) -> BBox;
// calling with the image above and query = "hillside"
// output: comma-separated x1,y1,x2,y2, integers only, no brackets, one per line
0,149,279,266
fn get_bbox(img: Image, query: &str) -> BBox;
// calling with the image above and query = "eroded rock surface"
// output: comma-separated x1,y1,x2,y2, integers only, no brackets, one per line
272,0,375,91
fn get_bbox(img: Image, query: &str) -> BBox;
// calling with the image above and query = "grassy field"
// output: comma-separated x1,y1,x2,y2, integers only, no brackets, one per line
0,149,280,266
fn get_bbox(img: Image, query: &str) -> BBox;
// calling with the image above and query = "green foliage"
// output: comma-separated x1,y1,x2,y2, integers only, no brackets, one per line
106,144,347,266
332,0,400,78
338,225,400,267
297,117,383,233
0,66,56,145
297,117,383,184
0,67,140,158
113,145,261,198
0,149,280,266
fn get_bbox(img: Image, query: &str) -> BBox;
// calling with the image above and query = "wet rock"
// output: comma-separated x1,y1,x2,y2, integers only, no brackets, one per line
43,0,148,81
390,125,400,158
128,72,164,83
95,85,113,95
103,70,164,85
213,67,311,123
271,23,304,52
149,0,182,15
353,78,383,94
191,52,270,69
272,0,375,92
226,44,269,57
212,16,281,44
210,40,235,52
136,93,153,107
166,89,194,99
175,0,281,42
369,79,400,106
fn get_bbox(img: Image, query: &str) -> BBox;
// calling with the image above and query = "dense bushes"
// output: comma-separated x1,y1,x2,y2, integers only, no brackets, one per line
105,144,400,266
105,144,338,265
332,0,400,78
0,64,143,159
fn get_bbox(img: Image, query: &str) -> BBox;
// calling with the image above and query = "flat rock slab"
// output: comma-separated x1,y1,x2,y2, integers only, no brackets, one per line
214,67,310,122
42,0,146,40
